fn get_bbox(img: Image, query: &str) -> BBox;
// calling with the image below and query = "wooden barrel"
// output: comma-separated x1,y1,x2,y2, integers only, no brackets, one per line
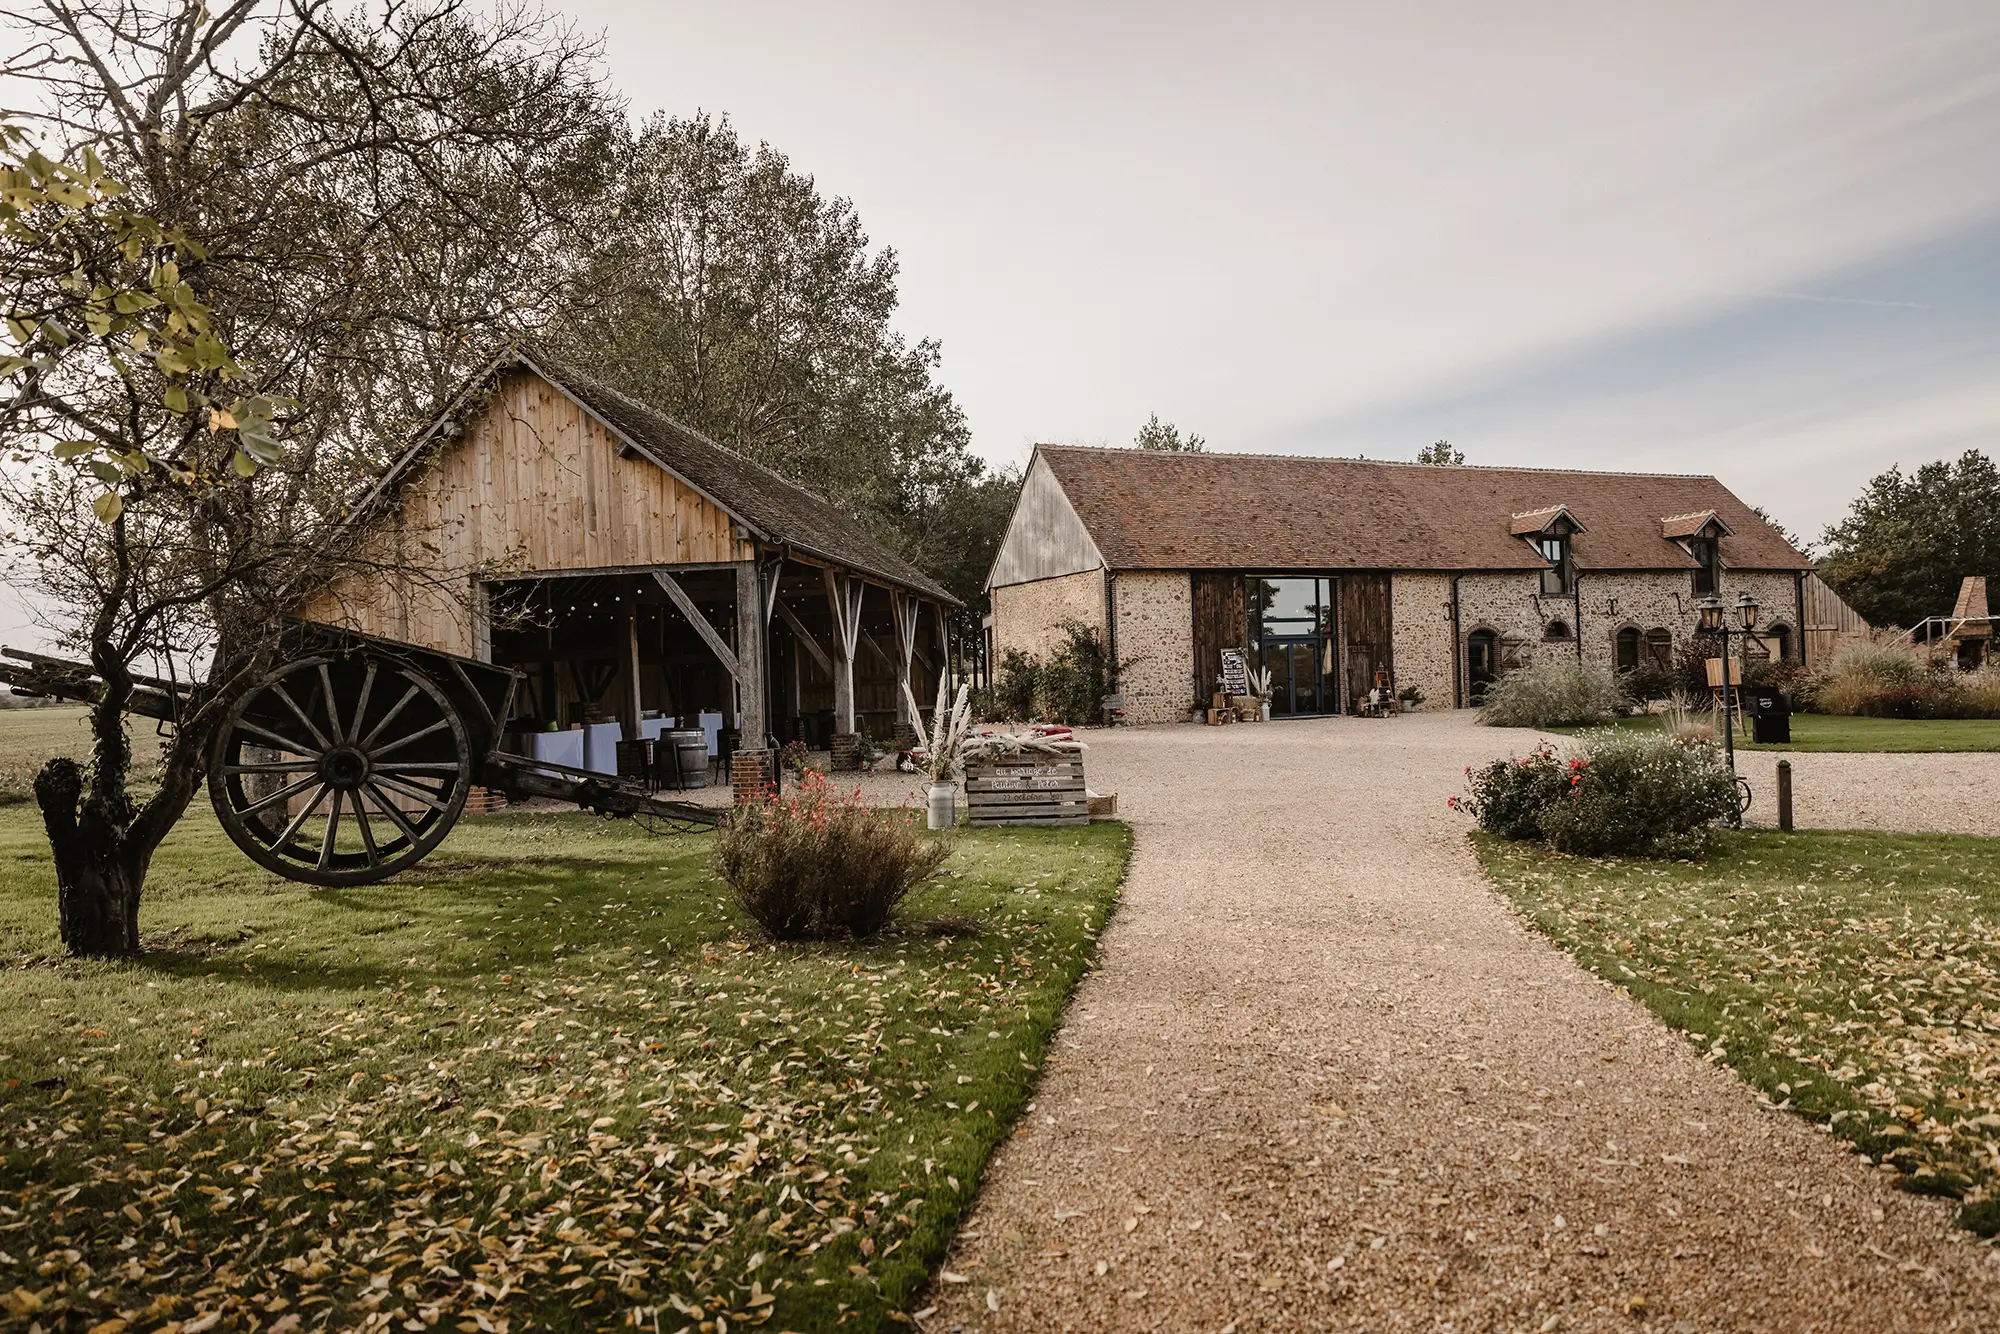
668,730,709,789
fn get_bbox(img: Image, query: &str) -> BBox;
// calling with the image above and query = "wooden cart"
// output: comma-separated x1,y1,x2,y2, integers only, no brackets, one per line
0,622,715,888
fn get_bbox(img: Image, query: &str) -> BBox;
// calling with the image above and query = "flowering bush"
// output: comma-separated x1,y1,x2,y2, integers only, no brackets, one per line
1454,744,1569,841
1538,733,1739,859
1455,733,1738,859
712,771,951,939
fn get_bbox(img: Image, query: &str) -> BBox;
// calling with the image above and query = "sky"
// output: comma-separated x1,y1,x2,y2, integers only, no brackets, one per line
7,1,2000,650
569,0,2000,541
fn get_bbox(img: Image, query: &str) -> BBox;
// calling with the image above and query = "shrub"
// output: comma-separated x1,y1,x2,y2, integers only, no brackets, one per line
1661,692,1717,745
1454,744,1569,840
712,771,951,940
1477,657,1628,728
1619,662,1675,704
1456,733,1738,859
1034,620,1123,724
1538,733,1740,859
992,649,1039,721
1803,639,2000,718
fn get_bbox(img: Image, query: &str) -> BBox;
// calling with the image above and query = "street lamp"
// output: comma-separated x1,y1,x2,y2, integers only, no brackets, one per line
1697,591,1760,823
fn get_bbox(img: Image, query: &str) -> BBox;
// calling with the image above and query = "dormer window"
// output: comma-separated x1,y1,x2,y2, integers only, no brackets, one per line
1512,505,1583,596
1688,534,1719,595
1538,533,1572,594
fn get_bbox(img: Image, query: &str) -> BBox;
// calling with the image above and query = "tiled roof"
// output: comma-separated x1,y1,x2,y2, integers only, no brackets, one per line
1033,447,1810,573
1660,509,1731,539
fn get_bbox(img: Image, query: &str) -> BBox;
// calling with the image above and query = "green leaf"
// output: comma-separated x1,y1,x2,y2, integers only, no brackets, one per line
92,491,122,524
230,449,257,477
164,384,188,414
52,439,95,460
89,460,123,486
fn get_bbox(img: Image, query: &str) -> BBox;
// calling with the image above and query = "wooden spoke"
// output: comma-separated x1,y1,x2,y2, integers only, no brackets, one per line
222,760,319,775
239,773,320,818
274,784,330,853
271,681,334,752
351,661,379,745
369,717,451,758
319,662,344,744
236,719,322,758
352,789,383,866
318,791,343,872
356,684,421,750
373,761,464,775
363,783,423,843
371,772,449,811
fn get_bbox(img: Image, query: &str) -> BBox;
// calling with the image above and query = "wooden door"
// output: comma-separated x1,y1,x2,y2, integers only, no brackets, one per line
1191,571,1249,700
1339,572,1393,710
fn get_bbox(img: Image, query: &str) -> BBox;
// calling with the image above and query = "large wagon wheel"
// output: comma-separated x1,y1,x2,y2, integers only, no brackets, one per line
208,654,472,886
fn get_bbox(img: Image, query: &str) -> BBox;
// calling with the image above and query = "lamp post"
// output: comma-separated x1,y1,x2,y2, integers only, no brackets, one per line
1697,591,1760,824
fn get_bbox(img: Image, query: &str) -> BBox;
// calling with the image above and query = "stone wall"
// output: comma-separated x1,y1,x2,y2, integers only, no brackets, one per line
1575,570,1803,669
1389,573,1457,711
990,569,1106,664
1112,571,1194,724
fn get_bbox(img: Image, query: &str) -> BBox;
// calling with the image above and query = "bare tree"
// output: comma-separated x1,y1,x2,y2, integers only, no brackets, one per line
0,1,616,956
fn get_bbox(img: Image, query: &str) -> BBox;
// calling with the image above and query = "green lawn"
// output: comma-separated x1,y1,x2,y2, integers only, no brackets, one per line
1542,710,2000,752
1478,828,2000,1232
0,802,1131,1331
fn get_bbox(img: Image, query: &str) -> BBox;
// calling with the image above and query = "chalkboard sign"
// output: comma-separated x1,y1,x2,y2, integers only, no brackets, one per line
1219,648,1249,696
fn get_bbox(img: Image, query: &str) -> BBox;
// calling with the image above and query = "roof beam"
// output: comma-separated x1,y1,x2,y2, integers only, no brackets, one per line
773,599,833,674
653,571,738,677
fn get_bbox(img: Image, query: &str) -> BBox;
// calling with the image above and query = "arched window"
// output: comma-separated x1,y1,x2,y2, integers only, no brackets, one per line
1767,623,1792,662
1544,618,1571,642
1615,627,1641,671
1645,628,1673,669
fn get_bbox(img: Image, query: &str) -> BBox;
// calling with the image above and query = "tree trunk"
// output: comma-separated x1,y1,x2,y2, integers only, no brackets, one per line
35,757,147,957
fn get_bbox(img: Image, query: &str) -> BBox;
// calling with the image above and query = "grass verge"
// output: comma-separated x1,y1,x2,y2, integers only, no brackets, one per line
0,805,1131,1331
1541,711,2000,752
1477,828,2000,1233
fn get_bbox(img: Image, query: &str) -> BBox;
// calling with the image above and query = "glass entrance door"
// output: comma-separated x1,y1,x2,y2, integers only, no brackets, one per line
1248,575,1340,716
1261,638,1336,716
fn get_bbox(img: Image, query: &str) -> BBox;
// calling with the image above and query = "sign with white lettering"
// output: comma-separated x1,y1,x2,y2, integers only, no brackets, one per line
1220,648,1249,696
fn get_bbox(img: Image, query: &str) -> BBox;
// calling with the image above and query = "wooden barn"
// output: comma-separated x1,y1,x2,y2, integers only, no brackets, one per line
304,347,959,781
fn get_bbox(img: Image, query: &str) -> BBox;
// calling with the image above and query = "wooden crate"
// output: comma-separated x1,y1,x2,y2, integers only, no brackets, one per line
965,755,1089,826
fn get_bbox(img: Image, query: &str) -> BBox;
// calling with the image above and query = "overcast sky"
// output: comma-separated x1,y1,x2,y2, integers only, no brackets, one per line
575,0,2000,541
7,2,2000,651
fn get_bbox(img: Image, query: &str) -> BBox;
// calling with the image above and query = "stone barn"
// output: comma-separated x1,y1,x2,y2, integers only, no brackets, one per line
985,447,1818,724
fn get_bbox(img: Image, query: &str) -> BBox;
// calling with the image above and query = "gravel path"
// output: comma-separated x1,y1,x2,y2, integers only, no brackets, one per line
1728,747,2000,836
924,712,2000,1332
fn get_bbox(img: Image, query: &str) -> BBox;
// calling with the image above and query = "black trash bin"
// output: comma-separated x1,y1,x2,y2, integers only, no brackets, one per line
1743,685,1791,744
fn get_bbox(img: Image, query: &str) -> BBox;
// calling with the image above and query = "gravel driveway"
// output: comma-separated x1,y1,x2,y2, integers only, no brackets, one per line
925,712,1999,1332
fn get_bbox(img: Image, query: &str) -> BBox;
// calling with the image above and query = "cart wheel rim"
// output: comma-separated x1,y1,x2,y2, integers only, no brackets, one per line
208,654,471,886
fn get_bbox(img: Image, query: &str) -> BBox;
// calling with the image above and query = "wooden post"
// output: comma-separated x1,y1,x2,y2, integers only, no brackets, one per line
891,591,919,745
824,568,861,737
735,560,767,748
1777,759,1793,832
621,601,643,742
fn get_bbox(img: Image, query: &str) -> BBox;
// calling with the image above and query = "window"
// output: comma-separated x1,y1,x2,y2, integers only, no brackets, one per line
1767,623,1791,663
1543,618,1571,642
1689,534,1719,595
1615,627,1641,671
1538,533,1572,594
1645,628,1673,669
1250,577,1334,636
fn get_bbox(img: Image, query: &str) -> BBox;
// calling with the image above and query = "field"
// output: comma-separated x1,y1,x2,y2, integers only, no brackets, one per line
0,788,1131,1331
1479,827,2000,1232
0,704,169,800
1542,711,2000,752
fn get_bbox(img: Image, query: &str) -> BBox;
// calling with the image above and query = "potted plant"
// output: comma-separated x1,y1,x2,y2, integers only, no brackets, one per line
1398,683,1426,712
903,672,975,830
1190,692,1209,724
1246,665,1273,721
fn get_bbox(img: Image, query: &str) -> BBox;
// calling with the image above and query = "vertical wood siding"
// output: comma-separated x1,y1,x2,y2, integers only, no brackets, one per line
1340,572,1394,709
301,369,755,656
1190,570,1248,698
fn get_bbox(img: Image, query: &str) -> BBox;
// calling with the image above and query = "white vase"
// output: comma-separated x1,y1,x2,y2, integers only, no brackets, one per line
1260,701,1271,722
927,781,955,830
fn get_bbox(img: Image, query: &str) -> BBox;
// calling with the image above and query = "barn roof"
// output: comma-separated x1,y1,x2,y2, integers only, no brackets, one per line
1029,446,1811,574
365,346,957,605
